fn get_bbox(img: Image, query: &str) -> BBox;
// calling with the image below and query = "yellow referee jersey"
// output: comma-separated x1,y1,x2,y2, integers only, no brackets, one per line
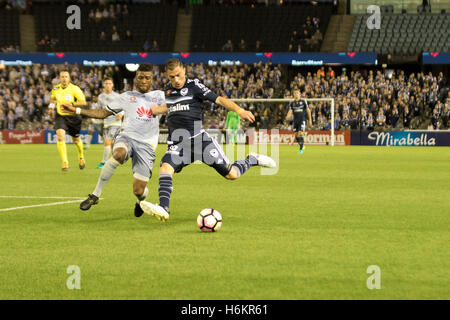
51,83,86,116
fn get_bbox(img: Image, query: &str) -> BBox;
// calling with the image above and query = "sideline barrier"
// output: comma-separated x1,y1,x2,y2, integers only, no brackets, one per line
2,129,449,146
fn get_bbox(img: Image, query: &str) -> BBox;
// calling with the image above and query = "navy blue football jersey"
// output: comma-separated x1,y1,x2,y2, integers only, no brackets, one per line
165,78,218,141
288,99,309,122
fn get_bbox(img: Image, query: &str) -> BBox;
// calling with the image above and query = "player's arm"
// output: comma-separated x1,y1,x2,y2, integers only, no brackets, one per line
285,108,293,121
216,96,255,123
307,108,312,128
116,111,124,121
48,99,57,119
151,104,168,115
61,103,113,119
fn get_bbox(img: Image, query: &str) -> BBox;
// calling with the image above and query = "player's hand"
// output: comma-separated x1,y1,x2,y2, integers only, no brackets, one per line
61,103,76,114
238,109,255,123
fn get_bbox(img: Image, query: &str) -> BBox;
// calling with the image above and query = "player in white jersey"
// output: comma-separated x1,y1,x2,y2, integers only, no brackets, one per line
84,95,104,151
61,64,164,217
95,78,123,168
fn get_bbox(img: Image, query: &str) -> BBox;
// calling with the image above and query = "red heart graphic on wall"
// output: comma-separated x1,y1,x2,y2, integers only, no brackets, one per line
55,53,65,58
430,52,439,58
347,52,356,58
180,53,190,59
139,53,148,58
264,52,273,58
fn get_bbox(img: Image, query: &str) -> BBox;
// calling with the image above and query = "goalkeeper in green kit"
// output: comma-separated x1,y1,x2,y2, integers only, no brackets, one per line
225,110,241,144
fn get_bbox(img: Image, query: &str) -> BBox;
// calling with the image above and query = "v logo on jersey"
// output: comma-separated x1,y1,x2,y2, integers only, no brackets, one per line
137,106,152,118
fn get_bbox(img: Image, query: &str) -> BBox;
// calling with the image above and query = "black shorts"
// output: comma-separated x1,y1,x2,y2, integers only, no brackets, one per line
161,131,232,177
55,114,82,137
293,120,306,132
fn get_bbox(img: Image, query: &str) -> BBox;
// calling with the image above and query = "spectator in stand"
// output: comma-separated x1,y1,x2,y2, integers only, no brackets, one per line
99,31,107,42
222,39,233,52
143,40,151,52
102,7,109,19
431,108,441,130
238,39,247,52
95,8,102,22
150,40,159,52
375,108,386,130
367,112,375,131
124,30,133,41
88,9,95,21
390,106,399,129
316,67,325,78
112,31,120,42
349,110,359,129
255,40,262,52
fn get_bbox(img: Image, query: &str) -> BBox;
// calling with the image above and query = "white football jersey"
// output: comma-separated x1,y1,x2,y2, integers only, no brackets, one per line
98,91,122,127
106,90,164,148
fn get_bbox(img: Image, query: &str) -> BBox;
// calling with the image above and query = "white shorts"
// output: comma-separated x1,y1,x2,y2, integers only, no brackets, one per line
113,134,155,182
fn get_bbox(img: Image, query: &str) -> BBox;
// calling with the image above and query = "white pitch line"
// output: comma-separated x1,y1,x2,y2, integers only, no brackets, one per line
0,199,83,212
0,196,85,199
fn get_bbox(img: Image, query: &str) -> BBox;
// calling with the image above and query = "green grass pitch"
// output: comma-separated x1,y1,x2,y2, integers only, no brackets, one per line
0,144,449,299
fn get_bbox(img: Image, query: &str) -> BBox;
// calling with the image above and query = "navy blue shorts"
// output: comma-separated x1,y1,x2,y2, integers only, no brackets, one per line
293,120,306,133
161,131,232,177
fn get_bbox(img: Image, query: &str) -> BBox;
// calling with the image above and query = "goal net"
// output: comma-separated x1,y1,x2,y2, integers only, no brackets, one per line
230,98,336,146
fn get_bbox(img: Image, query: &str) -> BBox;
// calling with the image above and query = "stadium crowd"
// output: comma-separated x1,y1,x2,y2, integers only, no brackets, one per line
0,63,449,132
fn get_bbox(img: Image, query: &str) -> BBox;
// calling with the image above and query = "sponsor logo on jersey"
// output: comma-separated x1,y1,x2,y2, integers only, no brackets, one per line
168,103,190,114
137,106,152,118
130,96,137,102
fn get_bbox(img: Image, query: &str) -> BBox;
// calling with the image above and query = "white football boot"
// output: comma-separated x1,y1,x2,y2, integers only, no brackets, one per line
249,153,277,168
140,201,170,222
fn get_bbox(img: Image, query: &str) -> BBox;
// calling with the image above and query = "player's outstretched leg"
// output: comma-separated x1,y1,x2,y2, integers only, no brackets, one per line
79,152,122,211
140,163,172,222
225,153,276,180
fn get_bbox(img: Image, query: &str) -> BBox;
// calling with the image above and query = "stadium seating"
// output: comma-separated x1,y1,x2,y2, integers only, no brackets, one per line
33,4,177,52
348,13,450,54
189,4,333,52
0,9,20,50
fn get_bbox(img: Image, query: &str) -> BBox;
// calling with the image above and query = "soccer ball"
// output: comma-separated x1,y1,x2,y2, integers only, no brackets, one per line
197,208,222,232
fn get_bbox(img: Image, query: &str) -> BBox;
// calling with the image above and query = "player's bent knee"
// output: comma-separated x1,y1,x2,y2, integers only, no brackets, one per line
112,148,126,164
160,162,175,175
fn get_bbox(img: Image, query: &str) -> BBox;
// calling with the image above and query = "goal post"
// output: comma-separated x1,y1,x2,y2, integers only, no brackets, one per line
230,98,336,146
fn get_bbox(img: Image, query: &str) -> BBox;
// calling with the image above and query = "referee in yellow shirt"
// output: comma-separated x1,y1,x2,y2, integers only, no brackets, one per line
48,70,87,171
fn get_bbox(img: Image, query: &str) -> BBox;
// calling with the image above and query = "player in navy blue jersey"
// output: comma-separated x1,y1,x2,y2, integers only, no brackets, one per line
285,87,312,154
140,58,277,221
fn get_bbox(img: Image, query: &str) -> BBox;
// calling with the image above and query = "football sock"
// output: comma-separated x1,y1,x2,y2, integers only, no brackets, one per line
57,140,68,164
232,155,258,177
75,140,84,160
136,187,148,202
296,136,304,150
102,145,111,164
158,173,173,210
85,135,92,148
92,158,120,197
